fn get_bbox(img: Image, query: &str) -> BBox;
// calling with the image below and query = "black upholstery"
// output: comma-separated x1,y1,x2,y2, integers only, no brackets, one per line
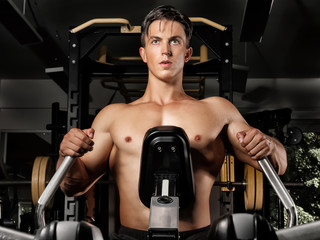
37,221,97,240
208,213,278,240
139,126,194,209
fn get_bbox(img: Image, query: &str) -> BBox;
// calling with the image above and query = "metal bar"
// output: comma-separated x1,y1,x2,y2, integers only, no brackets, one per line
0,181,32,185
213,181,247,187
258,157,298,228
0,132,8,165
277,220,320,240
0,226,34,240
219,26,233,101
36,156,75,229
70,18,136,33
0,180,303,188
189,17,226,31
226,154,231,189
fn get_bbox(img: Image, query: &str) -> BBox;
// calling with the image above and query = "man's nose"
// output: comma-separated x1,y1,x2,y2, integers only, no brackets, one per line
161,42,172,56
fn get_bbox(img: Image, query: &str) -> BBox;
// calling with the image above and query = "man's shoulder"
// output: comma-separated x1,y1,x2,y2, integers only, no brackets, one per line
201,96,240,121
99,103,129,114
201,96,232,107
93,103,128,125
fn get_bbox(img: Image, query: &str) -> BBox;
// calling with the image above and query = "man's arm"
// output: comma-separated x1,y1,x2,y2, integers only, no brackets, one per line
57,107,114,196
223,101,287,175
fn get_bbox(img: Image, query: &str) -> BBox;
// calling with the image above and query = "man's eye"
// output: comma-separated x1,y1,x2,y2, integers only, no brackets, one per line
171,39,179,44
152,40,159,44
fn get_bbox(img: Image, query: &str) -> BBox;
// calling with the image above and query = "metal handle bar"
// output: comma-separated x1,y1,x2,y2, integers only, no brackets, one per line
70,17,226,34
189,17,226,31
258,157,298,228
36,156,75,229
277,220,320,240
70,18,134,33
0,226,34,240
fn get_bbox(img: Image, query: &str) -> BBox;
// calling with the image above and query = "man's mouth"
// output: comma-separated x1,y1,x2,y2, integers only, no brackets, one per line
160,60,172,66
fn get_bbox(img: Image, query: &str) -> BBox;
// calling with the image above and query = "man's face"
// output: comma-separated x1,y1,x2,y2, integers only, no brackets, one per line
140,19,193,83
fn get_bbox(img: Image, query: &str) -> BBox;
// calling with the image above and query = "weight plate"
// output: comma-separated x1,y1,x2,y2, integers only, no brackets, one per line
31,156,55,208
255,169,264,210
31,156,43,206
244,164,255,211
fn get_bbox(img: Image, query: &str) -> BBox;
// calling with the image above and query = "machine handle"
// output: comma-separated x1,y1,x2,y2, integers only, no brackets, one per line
189,17,226,31
0,226,34,240
258,157,298,228
70,18,135,33
36,156,75,229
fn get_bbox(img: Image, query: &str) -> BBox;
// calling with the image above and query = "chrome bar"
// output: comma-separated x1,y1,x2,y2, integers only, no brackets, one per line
258,157,298,228
0,226,34,240
36,156,75,228
277,220,320,240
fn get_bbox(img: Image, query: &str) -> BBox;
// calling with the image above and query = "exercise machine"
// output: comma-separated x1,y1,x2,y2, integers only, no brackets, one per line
1,126,320,240
0,155,103,240
139,126,194,239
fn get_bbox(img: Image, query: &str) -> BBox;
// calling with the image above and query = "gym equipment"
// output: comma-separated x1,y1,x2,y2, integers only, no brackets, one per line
139,126,194,239
0,155,103,240
31,156,55,207
208,213,278,240
208,212,320,240
70,17,226,34
243,164,263,211
258,157,297,228
1,125,319,239
207,156,300,240
138,126,299,239
218,156,263,211
209,209,320,240
276,220,320,240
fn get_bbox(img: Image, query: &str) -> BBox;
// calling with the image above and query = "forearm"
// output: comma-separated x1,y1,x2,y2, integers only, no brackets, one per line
57,155,90,197
231,126,287,175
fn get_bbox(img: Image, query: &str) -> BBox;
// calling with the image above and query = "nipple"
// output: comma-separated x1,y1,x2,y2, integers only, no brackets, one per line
125,136,132,143
194,135,201,142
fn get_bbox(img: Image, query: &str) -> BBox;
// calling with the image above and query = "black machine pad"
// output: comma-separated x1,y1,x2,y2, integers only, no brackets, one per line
139,126,195,209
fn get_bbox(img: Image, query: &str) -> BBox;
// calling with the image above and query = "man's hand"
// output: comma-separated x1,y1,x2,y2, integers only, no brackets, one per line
59,128,95,158
236,128,273,160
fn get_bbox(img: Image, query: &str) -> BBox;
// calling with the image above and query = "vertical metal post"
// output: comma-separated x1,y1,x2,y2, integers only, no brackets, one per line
219,27,234,215
219,26,233,102
65,31,82,221
0,132,8,165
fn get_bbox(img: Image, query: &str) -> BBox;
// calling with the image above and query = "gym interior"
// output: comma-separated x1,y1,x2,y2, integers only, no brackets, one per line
0,0,319,239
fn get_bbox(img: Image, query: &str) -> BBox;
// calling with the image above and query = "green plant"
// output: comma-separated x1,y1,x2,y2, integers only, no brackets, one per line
284,132,320,224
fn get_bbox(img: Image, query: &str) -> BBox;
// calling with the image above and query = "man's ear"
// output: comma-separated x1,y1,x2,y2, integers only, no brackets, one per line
185,47,193,63
139,47,147,63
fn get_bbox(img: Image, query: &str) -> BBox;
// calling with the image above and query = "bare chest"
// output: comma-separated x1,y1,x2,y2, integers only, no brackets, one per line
110,105,224,157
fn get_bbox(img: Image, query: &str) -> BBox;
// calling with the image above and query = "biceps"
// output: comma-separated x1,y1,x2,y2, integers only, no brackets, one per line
82,132,113,178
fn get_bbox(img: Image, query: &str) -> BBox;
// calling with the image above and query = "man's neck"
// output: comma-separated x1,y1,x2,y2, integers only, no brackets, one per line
142,75,189,105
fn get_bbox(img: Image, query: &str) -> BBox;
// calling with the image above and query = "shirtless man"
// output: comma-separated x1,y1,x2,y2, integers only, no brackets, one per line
57,5,287,240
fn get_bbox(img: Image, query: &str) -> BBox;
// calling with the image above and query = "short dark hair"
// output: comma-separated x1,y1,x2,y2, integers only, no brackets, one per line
141,5,193,47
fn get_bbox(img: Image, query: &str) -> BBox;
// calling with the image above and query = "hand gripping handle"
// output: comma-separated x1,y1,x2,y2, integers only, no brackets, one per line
258,157,298,228
36,156,76,229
